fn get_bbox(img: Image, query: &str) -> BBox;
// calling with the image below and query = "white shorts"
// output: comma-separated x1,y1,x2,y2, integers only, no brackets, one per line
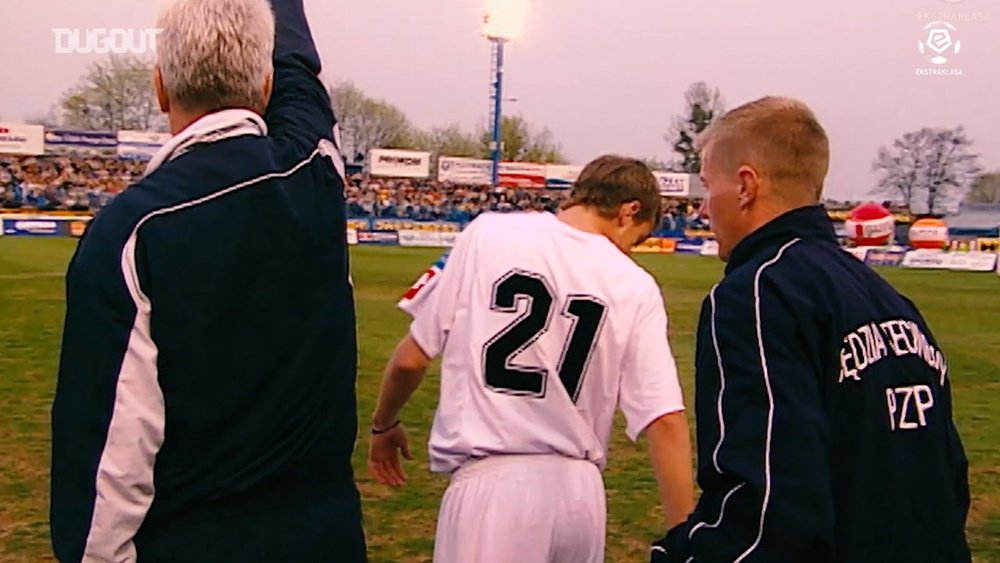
433,454,606,563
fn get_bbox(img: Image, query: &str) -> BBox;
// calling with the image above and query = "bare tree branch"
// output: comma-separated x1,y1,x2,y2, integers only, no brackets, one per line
871,126,980,215
329,81,412,162
665,81,724,173
58,55,166,132
967,171,1000,204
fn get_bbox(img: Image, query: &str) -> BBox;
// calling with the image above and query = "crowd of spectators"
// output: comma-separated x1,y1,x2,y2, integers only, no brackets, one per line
0,154,708,232
1,155,144,211
344,176,708,232
345,177,563,224
0,152,917,237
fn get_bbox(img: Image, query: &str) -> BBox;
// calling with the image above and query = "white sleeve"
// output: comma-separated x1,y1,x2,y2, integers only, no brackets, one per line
618,280,686,441
407,220,478,358
397,251,449,319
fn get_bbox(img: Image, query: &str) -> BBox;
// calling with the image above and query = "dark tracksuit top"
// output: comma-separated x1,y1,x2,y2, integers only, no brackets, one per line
49,1,365,561
654,205,969,563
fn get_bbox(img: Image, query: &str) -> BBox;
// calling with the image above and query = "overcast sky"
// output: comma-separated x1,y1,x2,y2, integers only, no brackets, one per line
0,0,996,200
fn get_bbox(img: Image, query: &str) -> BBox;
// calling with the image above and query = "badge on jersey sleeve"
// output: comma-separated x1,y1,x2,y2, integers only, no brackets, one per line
398,251,450,318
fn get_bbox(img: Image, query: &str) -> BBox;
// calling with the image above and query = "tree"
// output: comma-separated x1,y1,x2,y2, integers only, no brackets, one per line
666,81,724,173
401,124,485,178
872,135,928,213
58,55,166,132
479,115,566,163
966,171,1000,204
409,124,483,159
871,126,981,215
520,127,565,163
329,81,412,162
23,108,60,127
639,157,670,172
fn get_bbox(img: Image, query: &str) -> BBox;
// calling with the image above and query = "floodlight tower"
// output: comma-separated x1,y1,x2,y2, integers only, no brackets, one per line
483,3,524,188
487,36,506,188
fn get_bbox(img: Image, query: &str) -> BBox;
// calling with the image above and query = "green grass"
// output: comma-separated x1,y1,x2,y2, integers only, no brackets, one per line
0,238,998,562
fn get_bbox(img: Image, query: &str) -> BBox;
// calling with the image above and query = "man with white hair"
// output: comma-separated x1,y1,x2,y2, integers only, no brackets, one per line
50,1,366,561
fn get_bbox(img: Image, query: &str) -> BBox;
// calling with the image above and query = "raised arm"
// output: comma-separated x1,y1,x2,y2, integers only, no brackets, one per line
264,0,336,147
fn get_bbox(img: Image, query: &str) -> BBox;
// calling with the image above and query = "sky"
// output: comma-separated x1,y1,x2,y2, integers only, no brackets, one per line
0,0,997,201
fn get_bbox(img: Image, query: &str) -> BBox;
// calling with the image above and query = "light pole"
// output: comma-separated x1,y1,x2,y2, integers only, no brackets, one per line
483,2,524,188
488,37,506,188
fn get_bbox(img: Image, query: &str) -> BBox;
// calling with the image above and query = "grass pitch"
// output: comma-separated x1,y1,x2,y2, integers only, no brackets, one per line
0,238,997,562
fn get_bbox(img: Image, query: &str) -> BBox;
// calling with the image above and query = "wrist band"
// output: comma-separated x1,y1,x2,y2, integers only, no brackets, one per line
371,420,401,435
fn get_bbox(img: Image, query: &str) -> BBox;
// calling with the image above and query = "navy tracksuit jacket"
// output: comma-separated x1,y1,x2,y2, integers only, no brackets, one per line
49,2,365,561
654,205,969,562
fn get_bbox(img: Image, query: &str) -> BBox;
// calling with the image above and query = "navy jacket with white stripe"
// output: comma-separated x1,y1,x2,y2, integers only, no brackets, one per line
654,205,969,562
50,2,364,562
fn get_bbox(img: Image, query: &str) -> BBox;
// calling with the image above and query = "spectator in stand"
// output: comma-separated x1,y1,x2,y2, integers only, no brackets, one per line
0,154,145,211
338,175,575,223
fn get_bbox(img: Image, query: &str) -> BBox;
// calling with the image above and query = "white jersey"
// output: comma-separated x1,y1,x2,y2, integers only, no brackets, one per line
400,212,685,474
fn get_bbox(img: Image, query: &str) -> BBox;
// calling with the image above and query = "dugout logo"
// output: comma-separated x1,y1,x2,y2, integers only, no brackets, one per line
52,28,162,55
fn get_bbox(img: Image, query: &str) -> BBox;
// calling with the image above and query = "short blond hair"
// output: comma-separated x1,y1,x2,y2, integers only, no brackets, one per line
157,0,275,112
696,96,830,201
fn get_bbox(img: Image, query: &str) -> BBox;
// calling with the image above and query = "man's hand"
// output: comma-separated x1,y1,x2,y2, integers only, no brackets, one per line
368,424,413,487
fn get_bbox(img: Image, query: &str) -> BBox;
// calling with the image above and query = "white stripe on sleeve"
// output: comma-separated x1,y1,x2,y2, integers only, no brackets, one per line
82,234,164,562
733,238,800,563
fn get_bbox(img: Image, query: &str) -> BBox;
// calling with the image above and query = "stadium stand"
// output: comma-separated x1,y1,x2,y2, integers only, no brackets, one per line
2,149,998,273
0,155,143,211
0,135,992,251
0,154,708,235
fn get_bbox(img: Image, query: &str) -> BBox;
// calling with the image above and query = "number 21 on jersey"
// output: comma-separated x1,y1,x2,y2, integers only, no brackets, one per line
482,269,608,403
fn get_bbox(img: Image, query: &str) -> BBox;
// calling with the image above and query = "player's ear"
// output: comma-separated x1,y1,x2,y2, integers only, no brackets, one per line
736,165,760,209
619,200,641,226
153,65,170,114
260,73,274,112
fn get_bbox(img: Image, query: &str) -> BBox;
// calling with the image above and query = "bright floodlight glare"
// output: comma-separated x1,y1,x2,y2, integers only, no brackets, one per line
483,0,529,40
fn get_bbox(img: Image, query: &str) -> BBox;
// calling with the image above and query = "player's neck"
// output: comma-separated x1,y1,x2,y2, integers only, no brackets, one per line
556,207,613,238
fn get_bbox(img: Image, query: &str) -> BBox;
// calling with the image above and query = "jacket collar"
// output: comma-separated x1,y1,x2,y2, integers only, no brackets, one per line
725,204,836,274
145,109,267,176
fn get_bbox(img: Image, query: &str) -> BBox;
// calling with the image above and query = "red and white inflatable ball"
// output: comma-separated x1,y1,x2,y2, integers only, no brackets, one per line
844,202,895,247
908,218,949,250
